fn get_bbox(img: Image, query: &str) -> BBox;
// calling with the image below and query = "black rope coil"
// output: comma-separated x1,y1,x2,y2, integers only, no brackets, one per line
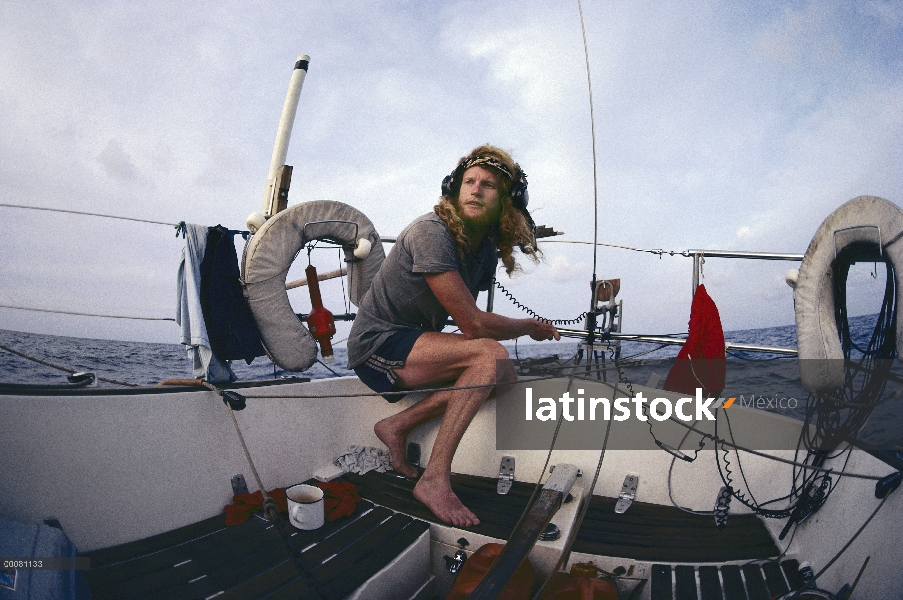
715,243,897,531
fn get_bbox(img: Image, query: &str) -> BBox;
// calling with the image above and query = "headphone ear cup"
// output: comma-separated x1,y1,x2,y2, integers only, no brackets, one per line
441,173,454,198
509,180,529,210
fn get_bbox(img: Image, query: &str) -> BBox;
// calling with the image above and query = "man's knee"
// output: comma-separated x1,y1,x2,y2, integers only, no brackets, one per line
474,338,509,362
472,339,517,388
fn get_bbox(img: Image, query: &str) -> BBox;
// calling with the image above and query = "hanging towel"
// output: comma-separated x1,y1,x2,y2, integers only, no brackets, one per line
663,284,726,397
199,226,265,364
334,445,393,475
176,224,235,382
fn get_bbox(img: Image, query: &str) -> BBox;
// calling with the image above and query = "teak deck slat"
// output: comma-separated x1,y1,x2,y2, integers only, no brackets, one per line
674,564,698,600
762,560,790,597
720,565,746,600
698,565,724,600
742,563,771,600
572,495,779,563
651,564,673,600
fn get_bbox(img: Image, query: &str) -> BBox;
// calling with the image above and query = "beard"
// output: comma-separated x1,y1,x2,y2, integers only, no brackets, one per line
457,199,501,236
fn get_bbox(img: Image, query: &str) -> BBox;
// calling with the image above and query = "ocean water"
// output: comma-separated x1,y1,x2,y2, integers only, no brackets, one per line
0,314,885,386
1,315,901,449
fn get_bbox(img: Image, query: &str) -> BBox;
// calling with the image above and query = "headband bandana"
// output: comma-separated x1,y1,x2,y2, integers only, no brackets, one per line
459,156,515,181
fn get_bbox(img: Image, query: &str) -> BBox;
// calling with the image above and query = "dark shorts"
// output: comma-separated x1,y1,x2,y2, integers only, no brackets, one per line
353,329,423,402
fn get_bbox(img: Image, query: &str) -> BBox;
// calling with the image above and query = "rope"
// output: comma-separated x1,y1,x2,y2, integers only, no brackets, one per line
0,203,175,227
203,381,327,599
814,494,888,582
0,304,175,321
0,341,139,387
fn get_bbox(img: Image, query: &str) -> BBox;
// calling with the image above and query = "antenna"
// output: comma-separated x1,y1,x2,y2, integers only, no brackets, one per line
578,0,600,344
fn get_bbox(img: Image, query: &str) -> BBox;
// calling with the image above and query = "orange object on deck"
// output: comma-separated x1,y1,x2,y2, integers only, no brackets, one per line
447,543,535,600
540,571,619,599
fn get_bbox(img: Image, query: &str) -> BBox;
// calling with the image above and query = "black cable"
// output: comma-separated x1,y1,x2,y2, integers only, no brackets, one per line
494,280,588,325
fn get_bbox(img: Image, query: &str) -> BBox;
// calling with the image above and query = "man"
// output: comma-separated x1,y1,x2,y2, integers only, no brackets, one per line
347,144,560,527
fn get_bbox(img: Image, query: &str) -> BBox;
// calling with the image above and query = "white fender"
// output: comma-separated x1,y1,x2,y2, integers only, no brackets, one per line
795,195,903,394
243,200,385,372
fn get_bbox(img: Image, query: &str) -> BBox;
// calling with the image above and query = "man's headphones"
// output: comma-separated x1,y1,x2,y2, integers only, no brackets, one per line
441,156,530,212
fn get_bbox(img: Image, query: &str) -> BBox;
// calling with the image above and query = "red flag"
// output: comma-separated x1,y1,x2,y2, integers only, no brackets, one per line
663,285,726,397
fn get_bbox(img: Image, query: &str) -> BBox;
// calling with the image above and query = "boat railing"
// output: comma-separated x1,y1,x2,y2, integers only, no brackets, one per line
552,328,799,356
373,241,807,357
687,248,804,298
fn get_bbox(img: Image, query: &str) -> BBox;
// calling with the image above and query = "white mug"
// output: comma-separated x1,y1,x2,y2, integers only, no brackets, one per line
286,483,325,530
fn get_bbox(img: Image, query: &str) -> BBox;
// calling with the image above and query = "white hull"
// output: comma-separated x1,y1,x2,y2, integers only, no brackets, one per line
3,376,901,599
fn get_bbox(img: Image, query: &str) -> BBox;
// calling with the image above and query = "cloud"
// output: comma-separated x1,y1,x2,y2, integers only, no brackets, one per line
546,254,589,283
97,140,142,183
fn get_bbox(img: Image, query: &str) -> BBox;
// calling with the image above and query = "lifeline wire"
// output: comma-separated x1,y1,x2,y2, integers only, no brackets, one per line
542,238,690,257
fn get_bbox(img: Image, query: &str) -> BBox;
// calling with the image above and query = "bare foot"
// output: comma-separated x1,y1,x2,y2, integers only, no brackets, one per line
413,476,480,527
374,418,420,479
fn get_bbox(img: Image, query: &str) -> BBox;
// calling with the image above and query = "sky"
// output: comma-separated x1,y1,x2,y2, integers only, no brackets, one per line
1,0,902,348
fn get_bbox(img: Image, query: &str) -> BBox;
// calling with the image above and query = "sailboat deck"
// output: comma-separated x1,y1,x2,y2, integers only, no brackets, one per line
82,499,429,600
81,471,786,600
344,470,780,563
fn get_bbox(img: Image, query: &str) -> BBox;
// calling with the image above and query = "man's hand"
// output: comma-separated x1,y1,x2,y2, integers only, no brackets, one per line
425,271,561,342
528,319,560,342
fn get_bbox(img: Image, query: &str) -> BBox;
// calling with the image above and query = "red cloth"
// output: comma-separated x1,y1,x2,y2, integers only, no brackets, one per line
663,284,726,397
224,488,287,526
313,481,361,522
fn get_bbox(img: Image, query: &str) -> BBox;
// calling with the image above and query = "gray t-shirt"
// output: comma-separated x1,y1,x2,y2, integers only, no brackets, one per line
346,212,496,369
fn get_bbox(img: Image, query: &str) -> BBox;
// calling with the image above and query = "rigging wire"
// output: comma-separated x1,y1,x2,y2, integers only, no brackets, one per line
0,304,175,322
0,202,176,227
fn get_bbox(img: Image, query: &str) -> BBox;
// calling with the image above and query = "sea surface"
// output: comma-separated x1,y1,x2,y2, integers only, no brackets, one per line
1,314,901,449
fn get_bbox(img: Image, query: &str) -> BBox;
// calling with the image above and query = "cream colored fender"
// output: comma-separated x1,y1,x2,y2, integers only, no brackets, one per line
795,195,903,394
242,200,385,372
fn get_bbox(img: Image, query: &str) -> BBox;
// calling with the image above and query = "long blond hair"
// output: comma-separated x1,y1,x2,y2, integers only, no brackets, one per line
434,144,540,275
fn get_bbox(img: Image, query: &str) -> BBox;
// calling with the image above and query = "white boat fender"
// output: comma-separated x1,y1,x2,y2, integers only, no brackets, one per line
794,195,903,394
242,200,385,372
